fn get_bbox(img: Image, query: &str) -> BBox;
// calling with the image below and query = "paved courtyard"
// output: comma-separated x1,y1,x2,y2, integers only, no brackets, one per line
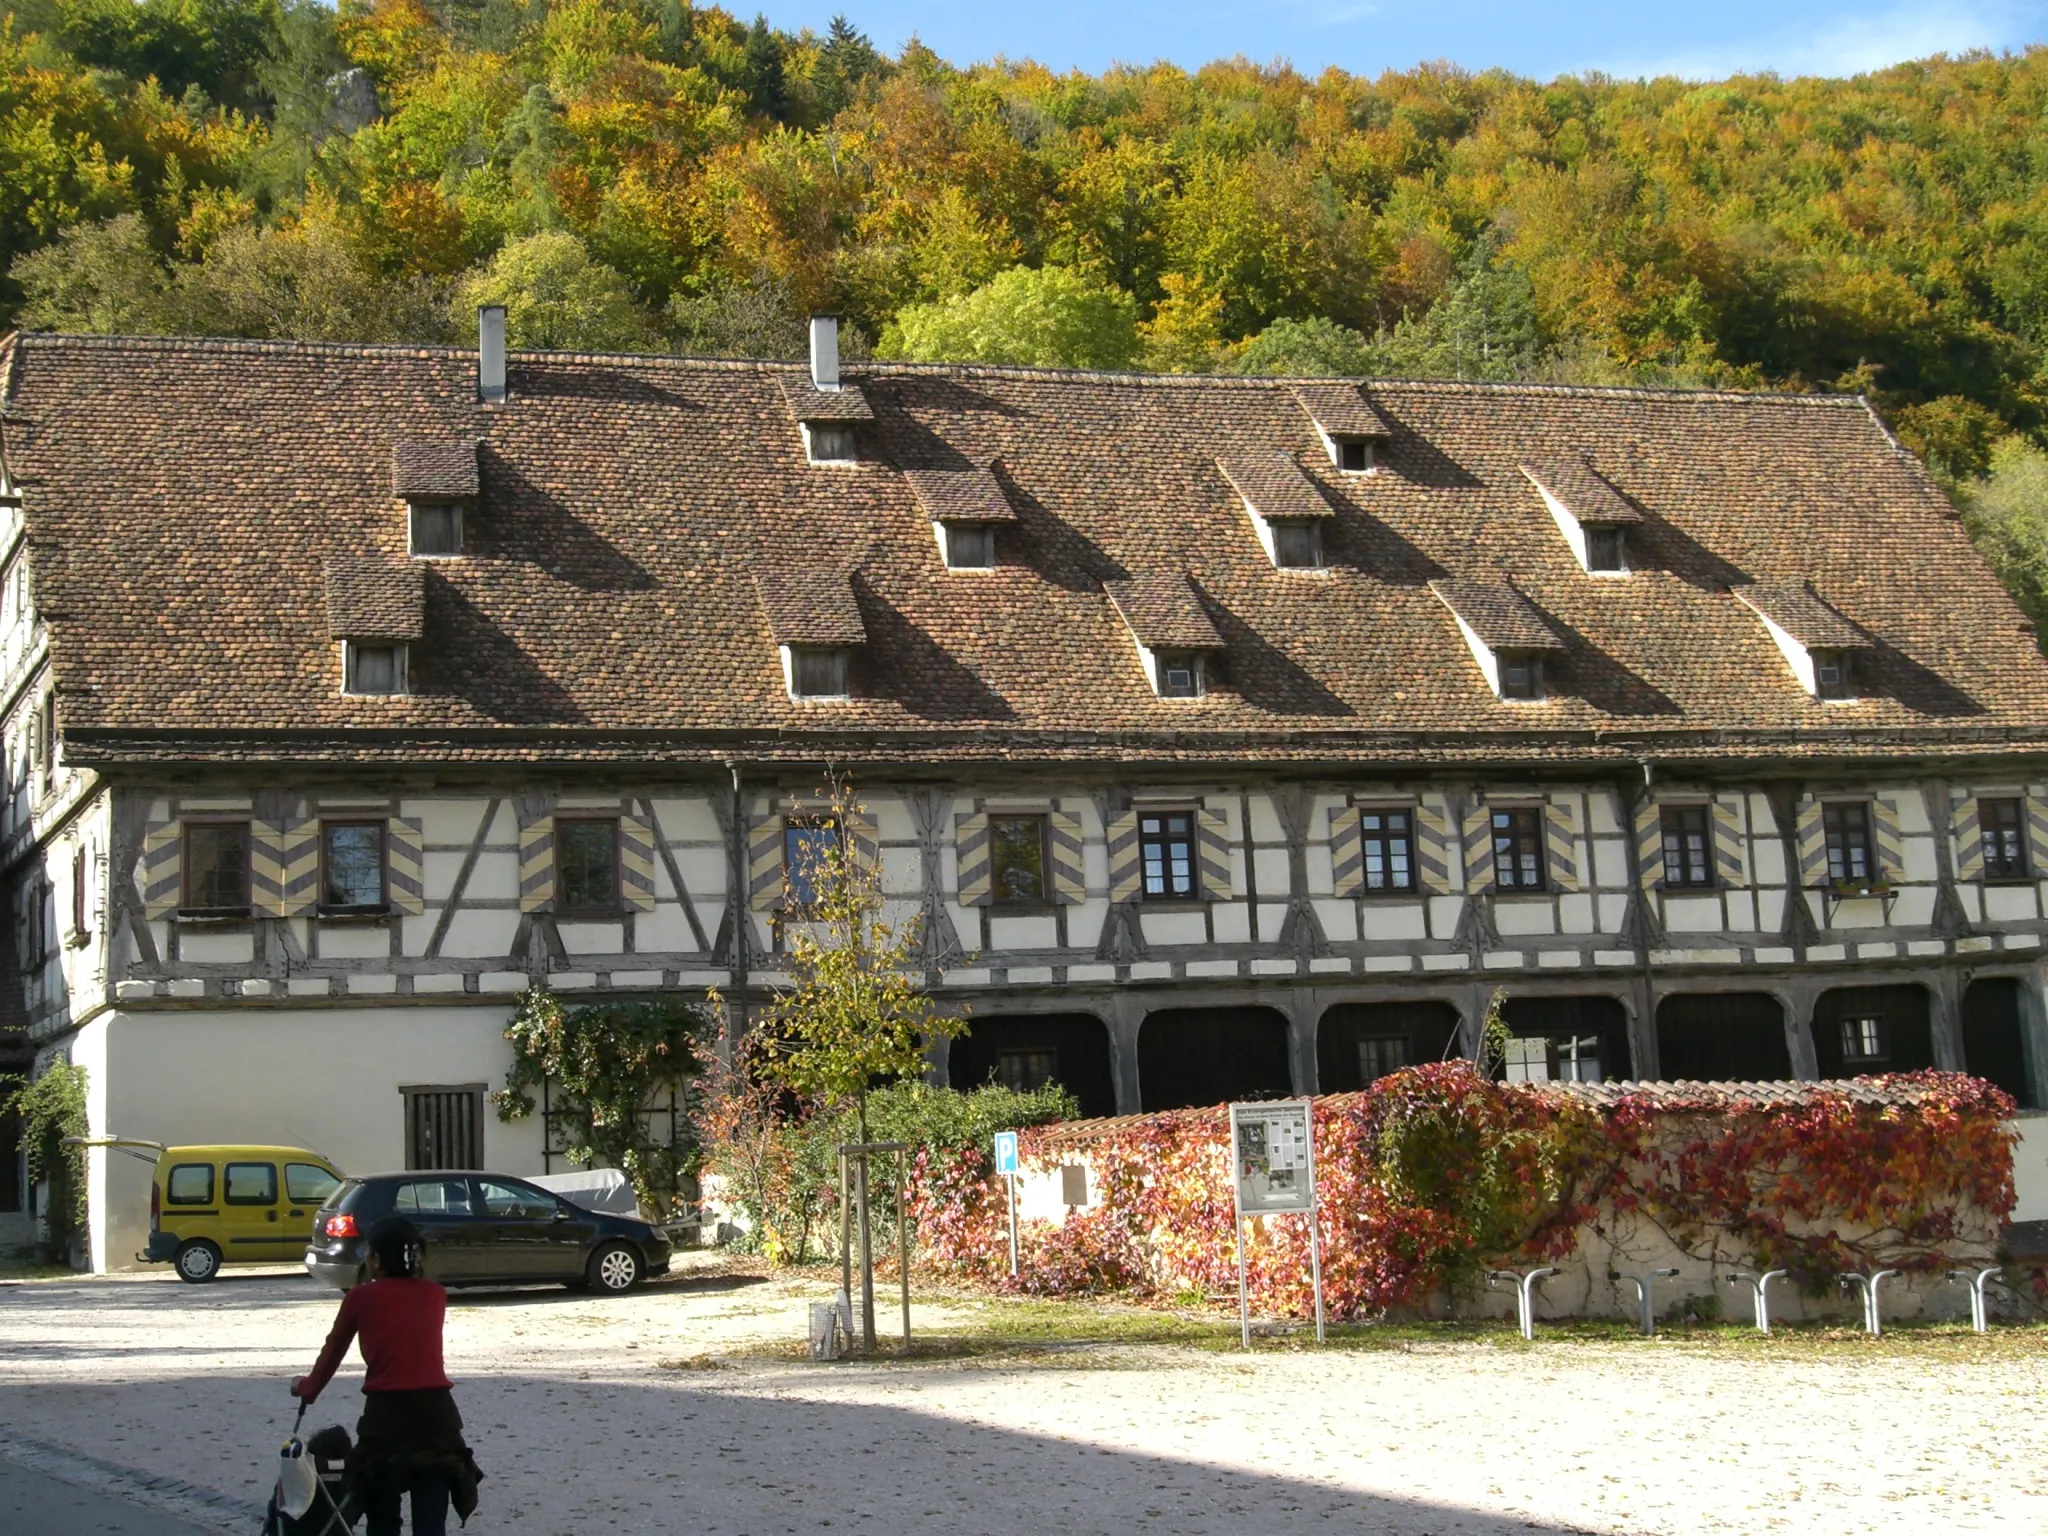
0,1260,2042,1535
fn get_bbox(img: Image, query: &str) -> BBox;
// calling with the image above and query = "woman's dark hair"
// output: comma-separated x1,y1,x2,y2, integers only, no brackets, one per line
367,1217,424,1280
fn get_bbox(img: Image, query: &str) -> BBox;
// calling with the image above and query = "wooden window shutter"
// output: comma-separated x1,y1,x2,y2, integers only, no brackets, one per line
618,812,657,912
955,812,992,906
1105,811,1141,903
1952,794,1984,882
1543,799,1581,892
518,815,556,913
1197,808,1233,901
387,817,426,915
1414,801,1455,894
1871,796,1905,880
1461,803,1493,894
250,821,289,917
747,812,784,911
1329,807,1363,898
140,821,181,920
278,819,319,916
2027,794,2048,878
1048,810,1086,905
1632,797,1663,889
1793,798,1827,887
1711,796,1746,886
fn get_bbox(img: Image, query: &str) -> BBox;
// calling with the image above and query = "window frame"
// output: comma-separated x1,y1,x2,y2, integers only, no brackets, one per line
782,815,842,914
407,500,465,559
1334,438,1374,473
165,1163,215,1206
1658,804,1715,889
1154,651,1206,700
69,843,90,943
787,646,851,701
553,815,623,917
1498,652,1544,702
343,640,409,697
1137,809,1199,902
1840,1014,1888,1065
1981,797,2029,882
988,812,1051,908
1270,520,1324,570
1355,1035,1409,1083
1356,806,1417,895
318,819,389,915
1822,800,1877,886
938,521,996,571
222,1161,279,1206
803,423,859,464
1812,648,1853,700
1585,526,1627,573
181,818,253,916
1491,806,1549,893
994,1048,1057,1095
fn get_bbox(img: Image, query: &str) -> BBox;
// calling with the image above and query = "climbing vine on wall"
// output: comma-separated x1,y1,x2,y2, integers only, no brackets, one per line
0,1059,89,1262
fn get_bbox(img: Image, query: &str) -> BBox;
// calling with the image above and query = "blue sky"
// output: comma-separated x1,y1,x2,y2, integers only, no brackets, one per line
765,0,2047,80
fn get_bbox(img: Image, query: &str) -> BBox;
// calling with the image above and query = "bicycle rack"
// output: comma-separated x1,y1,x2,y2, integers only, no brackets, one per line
1488,1267,1560,1341
1723,1269,1790,1334
1839,1269,1899,1336
1611,1267,1680,1336
1944,1267,2006,1333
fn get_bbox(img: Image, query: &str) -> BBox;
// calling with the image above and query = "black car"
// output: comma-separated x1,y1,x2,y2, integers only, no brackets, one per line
304,1171,671,1294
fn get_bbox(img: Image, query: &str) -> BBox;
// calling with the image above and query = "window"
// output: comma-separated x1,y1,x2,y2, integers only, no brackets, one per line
344,642,406,696
403,1087,484,1171
0,1111,20,1214
995,1049,1056,1094
1336,439,1374,472
990,815,1048,905
1840,1015,1888,1064
19,876,45,966
783,817,840,911
1504,1034,1603,1083
1982,798,2028,880
166,1163,215,1205
321,821,386,911
394,1177,475,1214
70,844,89,940
1491,808,1547,891
477,1178,556,1221
1156,653,1205,699
1823,801,1874,884
556,818,620,914
183,821,251,913
1586,527,1626,572
1272,522,1323,569
789,647,849,700
1813,649,1852,700
1499,653,1543,701
408,502,463,557
1358,809,1415,893
1660,805,1713,888
1356,1036,1408,1083
805,423,858,463
222,1162,278,1205
941,523,995,570
284,1163,341,1206
36,692,53,780
1139,811,1196,900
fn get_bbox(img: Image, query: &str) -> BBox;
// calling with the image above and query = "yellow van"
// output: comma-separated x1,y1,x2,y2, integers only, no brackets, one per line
139,1145,345,1282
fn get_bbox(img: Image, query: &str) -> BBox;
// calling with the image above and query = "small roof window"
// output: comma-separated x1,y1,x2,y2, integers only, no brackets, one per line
1429,578,1565,702
779,376,872,468
753,569,867,702
393,440,477,559
1217,452,1333,571
326,557,424,699
1520,456,1641,576
1732,583,1873,701
1292,384,1391,473
1103,574,1222,700
905,464,1016,571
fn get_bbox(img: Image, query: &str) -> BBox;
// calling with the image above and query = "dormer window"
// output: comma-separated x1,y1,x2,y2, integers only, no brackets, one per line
1157,652,1206,698
1520,456,1640,576
1217,452,1334,573
785,646,850,700
325,557,424,701
804,423,858,464
1271,522,1323,570
392,440,479,559
344,641,408,696
1586,527,1626,572
1813,649,1851,700
1336,439,1374,473
938,522,995,569
1104,574,1222,701
782,320,873,470
1429,578,1565,703
409,503,463,557
905,465,1016,573
1499,652,1543,701
754,569,867,704
1731,583,1871,701
1291,384,1392,473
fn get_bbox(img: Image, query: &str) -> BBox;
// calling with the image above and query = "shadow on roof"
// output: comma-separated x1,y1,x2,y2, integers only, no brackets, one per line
506,365,701,407
855,580,1017,723
425,574,586,724
482,452,655,592
1863,638,1986,718
1627,503,1752,591
999,478,1130,596
866,373,1029,419
1314,480,1441,587
1200,590,1356,718
1369,403,1486,490
1543,613,1682,717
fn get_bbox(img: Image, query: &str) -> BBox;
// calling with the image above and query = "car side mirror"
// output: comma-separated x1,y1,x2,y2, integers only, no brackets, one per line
553,1205,571,1221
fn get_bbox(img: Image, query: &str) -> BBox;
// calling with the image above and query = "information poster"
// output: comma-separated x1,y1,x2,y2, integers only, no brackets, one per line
1230,1100,1316,1215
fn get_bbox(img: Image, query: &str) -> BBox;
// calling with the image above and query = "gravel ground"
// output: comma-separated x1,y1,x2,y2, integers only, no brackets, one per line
0,1258,2042,1535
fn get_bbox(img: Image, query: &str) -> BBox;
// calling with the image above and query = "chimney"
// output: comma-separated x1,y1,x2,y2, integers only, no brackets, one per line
478,305,508,404
809,315,840,392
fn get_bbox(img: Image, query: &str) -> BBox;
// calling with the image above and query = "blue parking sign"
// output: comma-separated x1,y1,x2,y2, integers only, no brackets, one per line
993,1130,1019,1176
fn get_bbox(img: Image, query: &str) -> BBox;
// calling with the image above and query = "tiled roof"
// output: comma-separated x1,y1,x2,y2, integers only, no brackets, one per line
391,439,479,499
1216,452,1334,521
324,557,424,640
1293,382,1391,439
1429,578,1565,652
1732,582,1871,650
778,376,873,422
1103,574,1222,652
7,333,2048,766
1519,455,1642,526
752,569,867,647
902,465,1016,524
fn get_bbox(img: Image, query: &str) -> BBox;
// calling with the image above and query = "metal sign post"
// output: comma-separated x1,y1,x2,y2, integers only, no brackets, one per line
1228,1100,1324,1350
993,1130,1020,1279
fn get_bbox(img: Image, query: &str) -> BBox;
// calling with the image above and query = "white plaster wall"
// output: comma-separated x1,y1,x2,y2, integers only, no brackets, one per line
2012,1112,2048,1221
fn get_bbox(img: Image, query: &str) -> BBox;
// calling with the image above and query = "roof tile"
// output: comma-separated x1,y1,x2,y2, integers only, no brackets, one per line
902,464,1017,524
324,557,424,640
1292,383,1391,439
391,439,479,499
1216,451,1334,521
753,568,867,647
1429,578,1565,652
778,376,874,422
1732,582,1870,650
1103,573,1222,652
1520,455,1642,525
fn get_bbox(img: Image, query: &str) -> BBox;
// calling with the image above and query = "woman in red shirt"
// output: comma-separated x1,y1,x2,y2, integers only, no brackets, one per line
292,1218,480,1534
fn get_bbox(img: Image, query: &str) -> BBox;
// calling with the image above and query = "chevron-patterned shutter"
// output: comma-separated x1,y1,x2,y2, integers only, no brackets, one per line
1793,799,1827,887
250,821,289,917
617,812,657,912
956,811,992,906
1329,807,1363,898
1632,797,1663,889
1711,796,1746,886
846,813,880,876
518,816,555,913
141,821,181,919
1871,796,1904,880
1461,804,1493,894
1953,794,1985,882
1105,811,1141,903
2027,794,2048,879
1197,808,1233,900
1543,800,1580,891
387,817,426,915
1048,810,1085,905
279,819,319,915
1414,802,1455,894
747,812,784,911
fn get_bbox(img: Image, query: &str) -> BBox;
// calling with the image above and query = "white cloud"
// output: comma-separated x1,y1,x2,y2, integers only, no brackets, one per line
1593,1,2036,81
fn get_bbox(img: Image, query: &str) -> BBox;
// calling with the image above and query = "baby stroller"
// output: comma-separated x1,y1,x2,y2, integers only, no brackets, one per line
263,1402,356,1535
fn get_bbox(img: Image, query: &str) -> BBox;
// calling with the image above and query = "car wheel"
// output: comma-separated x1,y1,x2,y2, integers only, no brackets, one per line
173,1240,221,1284
588,1242,640,1294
